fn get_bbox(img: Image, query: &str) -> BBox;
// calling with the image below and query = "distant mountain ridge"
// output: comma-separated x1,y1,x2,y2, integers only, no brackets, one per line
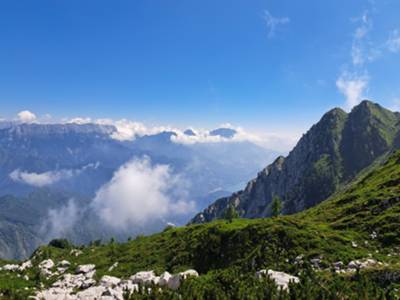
191,100,400,223
0,122,277,259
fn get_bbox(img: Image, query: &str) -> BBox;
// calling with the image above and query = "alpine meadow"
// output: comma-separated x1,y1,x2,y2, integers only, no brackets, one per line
0,1,400,299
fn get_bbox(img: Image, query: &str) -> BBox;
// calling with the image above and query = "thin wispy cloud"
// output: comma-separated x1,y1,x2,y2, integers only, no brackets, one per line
337,5,400,110
9,163,100,187
387,29,400,53
337,10,374,110
263,10,290,38
350,11,381,67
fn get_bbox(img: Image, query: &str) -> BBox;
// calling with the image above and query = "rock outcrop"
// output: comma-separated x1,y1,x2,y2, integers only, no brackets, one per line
32,265,199,300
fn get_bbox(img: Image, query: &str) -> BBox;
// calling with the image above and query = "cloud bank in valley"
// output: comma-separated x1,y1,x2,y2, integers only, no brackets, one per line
91,157,194,230
9,163,100,187
41,199,79,241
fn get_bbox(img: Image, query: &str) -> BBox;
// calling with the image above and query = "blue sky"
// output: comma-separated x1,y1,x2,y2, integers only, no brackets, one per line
1,0,400,147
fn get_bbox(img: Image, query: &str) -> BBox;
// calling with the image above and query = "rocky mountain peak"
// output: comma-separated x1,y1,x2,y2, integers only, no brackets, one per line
191,101,400,224
209,128,237,138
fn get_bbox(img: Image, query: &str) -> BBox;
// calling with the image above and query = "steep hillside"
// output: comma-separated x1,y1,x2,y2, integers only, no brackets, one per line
1,150,400,298
191,100,400,224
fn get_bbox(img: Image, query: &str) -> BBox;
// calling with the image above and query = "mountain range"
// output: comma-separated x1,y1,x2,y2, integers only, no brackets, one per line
0,122,277,259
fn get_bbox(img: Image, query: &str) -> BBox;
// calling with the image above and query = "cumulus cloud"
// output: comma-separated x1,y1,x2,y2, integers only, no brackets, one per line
67,116,264,146
95,119,168,141
9,163,100,187
41,199,79,240
17,110,37,123
387,29,400,53
91,157,194,230
336,72,369,110
263,10,290,38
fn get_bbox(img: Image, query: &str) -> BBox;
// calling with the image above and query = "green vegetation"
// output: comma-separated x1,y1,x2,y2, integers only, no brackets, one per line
48,239,73,250
1,150,400,298
223,204,239,223
271,196,283,217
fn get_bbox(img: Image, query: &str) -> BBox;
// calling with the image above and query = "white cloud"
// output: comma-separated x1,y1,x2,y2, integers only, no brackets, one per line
93,117,264,146
350,11,380,66
170,124,261,145
9,163,100,187
336,10,376,110
263,10,290,38
17,110,37,123
41,199,79,240
336,72,369,110
68,117,92,125
95,119,166,141
91,157,194,230
387,29,400,53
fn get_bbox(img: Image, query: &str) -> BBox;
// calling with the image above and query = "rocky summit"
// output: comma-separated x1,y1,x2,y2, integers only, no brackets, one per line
191,100,400,224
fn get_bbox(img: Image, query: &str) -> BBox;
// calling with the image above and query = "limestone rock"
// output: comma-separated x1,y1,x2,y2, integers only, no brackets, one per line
256,269,299,290
100,275,121,288
76,264,96,274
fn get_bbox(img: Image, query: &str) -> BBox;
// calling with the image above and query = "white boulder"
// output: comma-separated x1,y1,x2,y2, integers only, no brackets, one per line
130,271,158,285
58,260,71,267
100,275,121,288
19,260,32,271
76,286,106,299
76,264,96,274
2,264,19,272
167,269,199,290
39,259,55,270
256,269,299,290
158,271,172,286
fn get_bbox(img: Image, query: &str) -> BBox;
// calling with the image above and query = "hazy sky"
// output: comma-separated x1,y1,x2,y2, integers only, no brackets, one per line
1,0,400,146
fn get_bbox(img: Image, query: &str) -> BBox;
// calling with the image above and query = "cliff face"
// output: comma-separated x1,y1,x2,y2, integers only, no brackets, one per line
191,101,400,224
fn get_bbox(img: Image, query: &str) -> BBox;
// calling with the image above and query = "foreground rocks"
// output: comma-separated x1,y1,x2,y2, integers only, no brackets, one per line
32,264,199,300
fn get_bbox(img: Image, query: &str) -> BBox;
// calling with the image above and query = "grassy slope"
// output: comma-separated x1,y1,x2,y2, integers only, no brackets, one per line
1,151,400,298
28,151,400,277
